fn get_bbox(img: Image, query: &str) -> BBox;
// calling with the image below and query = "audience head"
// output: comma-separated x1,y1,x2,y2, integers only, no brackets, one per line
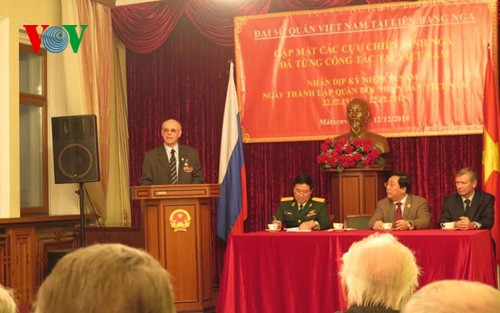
454,167,477,198
0,285,16,313
34,243,176,313
293,173,314,204
385,172,412,201
161,119,182,148
402,280,500,313
340,233,419,311
346,98,370,134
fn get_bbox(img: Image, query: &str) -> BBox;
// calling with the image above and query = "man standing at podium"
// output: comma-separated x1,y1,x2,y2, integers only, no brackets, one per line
140,119,204,185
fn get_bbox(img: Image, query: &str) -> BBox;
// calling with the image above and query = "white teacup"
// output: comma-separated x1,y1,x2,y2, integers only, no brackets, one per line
383,222,393,230
333,223,344,230
268,223,278,231
441,222,455,229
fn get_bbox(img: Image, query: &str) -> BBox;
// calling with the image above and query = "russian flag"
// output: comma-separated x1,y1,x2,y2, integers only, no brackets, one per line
216,62,248,241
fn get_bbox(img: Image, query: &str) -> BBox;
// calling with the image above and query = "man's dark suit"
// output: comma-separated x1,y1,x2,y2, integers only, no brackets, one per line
368,194,431,229
140,145,204,185
439,189,495,229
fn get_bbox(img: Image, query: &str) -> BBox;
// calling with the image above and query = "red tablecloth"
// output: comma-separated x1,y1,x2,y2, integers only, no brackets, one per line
217,230,497,313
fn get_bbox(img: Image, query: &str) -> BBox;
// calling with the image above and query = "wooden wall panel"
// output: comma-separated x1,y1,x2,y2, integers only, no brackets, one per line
9,227,35,305
0,216,79,309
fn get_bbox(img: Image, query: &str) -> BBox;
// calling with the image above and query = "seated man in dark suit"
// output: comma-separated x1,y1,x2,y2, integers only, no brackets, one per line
271,173,330,230
369,172,431,230
439,167,495,230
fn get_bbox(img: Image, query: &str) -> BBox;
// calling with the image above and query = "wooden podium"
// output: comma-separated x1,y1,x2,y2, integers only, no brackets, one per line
326,167,390,223
131,184,220,313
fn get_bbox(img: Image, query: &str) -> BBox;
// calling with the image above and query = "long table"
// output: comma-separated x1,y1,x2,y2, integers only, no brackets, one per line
217,230,497,313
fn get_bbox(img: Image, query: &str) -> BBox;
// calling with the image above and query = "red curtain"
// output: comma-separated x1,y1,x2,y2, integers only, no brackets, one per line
116,0,497,284
111,0,188,53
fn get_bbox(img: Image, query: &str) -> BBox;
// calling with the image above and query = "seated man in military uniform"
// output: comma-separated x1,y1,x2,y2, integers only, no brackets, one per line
271,173,330,230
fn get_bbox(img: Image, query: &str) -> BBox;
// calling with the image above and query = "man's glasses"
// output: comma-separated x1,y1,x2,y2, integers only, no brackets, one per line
384,182,398,188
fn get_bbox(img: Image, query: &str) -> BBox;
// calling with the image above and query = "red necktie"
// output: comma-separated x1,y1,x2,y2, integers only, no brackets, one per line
395,202,402,221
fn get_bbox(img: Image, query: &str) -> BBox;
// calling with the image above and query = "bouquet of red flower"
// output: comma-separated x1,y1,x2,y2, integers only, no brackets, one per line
317,137,384,172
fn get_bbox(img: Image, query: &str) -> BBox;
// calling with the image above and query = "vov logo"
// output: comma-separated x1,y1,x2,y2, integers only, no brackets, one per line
23,25,88,54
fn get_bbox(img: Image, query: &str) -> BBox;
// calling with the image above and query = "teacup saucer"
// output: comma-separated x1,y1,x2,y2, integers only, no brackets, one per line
441,228,457,231
265,229,280,232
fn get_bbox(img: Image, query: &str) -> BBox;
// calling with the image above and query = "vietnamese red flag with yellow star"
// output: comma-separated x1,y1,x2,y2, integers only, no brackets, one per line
482,50,500,264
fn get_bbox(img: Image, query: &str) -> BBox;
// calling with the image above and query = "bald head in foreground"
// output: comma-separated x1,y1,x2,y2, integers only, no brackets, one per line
402,280,500,313
340,233,420,313
34,243,176,313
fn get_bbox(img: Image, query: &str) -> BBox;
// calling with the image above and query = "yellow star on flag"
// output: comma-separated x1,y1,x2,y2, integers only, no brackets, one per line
483,130,500,181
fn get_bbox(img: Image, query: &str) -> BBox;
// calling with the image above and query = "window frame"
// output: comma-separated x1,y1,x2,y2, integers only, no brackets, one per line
19,43,48,215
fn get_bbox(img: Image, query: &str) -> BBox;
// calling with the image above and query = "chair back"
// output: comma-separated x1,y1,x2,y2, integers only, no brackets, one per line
344,214,372,230
328,214,335,227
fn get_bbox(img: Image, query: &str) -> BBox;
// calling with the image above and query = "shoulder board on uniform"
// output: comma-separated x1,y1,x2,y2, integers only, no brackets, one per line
312,197,325,203
280,197,294,202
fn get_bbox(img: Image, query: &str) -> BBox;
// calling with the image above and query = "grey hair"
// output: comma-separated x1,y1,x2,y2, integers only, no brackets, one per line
455,167,477,182
0,285,16,313
34,243,176,313
340,233,420,310
402,280,500,313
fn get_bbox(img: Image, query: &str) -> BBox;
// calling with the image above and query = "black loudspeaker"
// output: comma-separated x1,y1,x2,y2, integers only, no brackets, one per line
52,114,100,184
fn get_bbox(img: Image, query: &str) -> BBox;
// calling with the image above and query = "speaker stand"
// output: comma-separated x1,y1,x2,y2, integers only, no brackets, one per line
76,182,86,247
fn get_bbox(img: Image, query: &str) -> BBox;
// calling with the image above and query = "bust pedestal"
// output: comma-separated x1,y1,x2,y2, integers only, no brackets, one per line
326,166,391,223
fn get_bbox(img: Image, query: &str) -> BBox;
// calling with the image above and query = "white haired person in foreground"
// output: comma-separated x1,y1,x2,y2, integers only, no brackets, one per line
339,233,420,313
402,280,500,313
0,284,16,313
33,243,176,313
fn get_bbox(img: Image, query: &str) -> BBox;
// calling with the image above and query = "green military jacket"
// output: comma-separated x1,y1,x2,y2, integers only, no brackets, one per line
273,197,330,230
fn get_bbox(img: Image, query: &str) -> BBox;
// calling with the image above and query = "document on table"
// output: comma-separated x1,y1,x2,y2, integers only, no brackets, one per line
285,227,312,232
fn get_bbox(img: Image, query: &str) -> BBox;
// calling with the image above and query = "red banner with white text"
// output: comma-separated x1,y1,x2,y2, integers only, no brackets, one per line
235,0,496,143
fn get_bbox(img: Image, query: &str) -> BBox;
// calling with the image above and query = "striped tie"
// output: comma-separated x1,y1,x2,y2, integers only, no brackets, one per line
169,149,178,184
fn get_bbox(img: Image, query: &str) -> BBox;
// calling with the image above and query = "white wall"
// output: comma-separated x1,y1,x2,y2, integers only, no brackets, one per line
0,0,79,217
